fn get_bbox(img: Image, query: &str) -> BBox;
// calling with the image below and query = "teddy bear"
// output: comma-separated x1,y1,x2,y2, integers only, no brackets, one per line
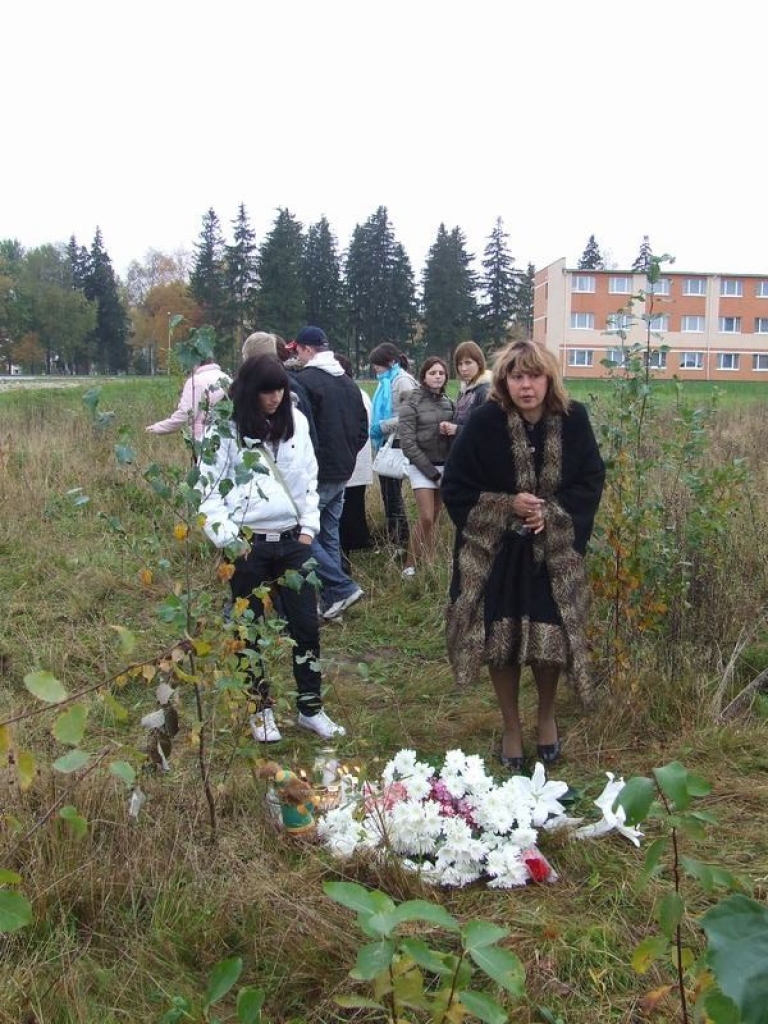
257,761,320,837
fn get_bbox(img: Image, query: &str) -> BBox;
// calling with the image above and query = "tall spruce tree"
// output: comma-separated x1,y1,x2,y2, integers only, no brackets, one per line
227,203,258,351
344,206,416,370
421,224,477,363
512,262,535,337
632,235,653,272
304,216,345,346
478,216,517,345
82,229,129,372
256,208,306,339
577,235,604,270
189,208,230,359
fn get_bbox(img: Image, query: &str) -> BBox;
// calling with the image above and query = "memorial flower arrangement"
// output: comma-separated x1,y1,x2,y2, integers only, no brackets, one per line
316,749,642,889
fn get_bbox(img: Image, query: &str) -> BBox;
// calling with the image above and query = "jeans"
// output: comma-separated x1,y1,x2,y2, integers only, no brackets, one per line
230,537,322,715
311,480,359,610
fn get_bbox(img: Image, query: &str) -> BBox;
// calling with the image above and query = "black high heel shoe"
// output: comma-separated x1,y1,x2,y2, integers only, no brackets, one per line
501,749,528,770
536,738,562,765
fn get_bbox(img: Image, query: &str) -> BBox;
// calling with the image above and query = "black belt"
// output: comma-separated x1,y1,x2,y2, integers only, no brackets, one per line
252,526,301,542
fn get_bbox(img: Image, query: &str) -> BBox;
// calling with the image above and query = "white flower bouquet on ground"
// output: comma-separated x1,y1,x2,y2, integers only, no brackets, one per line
316,749,642,889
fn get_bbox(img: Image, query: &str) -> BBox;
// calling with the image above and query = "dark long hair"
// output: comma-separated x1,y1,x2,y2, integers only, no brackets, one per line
230,356,295,442
369,342,409,371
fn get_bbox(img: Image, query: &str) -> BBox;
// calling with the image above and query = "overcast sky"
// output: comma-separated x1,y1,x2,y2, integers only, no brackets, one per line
5,0,767,281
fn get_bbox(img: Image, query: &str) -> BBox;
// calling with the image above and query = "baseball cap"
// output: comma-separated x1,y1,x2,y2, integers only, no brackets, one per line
295,325,328,347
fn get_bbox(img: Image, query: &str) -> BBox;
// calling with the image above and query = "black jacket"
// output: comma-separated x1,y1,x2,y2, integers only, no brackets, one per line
298,366,368,483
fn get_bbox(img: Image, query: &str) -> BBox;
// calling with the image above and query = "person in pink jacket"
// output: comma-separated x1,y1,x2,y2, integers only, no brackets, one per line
146,359,231,442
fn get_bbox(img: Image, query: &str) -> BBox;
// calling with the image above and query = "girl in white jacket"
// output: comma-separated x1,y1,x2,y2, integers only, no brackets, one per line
198,355,346,743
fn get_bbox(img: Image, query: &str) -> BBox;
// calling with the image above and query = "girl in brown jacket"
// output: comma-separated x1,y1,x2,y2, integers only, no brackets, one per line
398,356,455,578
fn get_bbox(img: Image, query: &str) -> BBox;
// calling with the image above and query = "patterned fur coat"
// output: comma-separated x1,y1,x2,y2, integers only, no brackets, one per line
441,399,605,707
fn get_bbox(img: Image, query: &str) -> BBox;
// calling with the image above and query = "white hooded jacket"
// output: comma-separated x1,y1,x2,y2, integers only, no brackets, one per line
197,409,320,549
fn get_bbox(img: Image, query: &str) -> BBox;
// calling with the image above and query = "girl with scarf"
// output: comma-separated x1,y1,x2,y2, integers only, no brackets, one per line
368,343,418,549
441,341,605,771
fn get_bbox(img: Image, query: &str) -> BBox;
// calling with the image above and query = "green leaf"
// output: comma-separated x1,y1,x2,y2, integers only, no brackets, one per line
653,761,710,810
236,986,265,1024
59,805,88,839
24,670,67,704
52,703,88,746
109,761,136,788
115,444,136,465
324,880,390,919
701,988,740,1024
631,935,668,973
350,940,397,980
458,990,509,1024
642,837,668,877
53,750,90,773
657,892,684,939
392,899,460,932
462,920,509,950
614,775,655,825
0,870,22,885
702,894,768,1024
467,945,526,996
0,889,33,933
204,956,243,1009
681,856,715,892
400,939,455,976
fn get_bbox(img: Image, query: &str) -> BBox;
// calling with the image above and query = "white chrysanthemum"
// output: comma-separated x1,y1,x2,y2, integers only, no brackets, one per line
387,799,443,855
316,806,364,856
460,755,495,795
382,749,418,783
435,862,485,888
485,844,530,888
400,767,434,802
472,778,530,834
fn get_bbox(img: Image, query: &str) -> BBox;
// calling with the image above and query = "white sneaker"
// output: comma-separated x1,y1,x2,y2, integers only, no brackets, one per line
250,708,282,743
297,709,346,739
401,566,416,579
322,587,364,621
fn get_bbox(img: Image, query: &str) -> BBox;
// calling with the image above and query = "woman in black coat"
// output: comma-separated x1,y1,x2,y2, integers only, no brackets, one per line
441,341,605,770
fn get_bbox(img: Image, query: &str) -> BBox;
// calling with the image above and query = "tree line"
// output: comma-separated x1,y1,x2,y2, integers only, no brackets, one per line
0,207,652,376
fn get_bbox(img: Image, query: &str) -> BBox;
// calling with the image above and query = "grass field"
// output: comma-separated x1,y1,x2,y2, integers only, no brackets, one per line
1,377,767,1023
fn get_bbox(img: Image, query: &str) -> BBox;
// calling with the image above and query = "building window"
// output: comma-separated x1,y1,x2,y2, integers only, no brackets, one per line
684,278,706,296
605,347,628,366
609,276,632,294
648,314,669,332
646,350,668,369
606,312,631,331
719,317,742,333
572,275,595,293
679,351,704,369
716,353,740,371
720,279,743,297
753,353,768,370
755,318,768,334
648,278,670,295
568,349,593,367
681,315,705,332
757,281,768,298
570,312,595,329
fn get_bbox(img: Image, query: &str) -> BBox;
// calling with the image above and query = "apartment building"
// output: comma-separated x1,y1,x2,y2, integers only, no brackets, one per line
533,257,768,381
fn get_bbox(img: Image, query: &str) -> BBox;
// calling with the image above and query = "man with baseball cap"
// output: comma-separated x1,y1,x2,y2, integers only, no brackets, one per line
294,326,369,620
